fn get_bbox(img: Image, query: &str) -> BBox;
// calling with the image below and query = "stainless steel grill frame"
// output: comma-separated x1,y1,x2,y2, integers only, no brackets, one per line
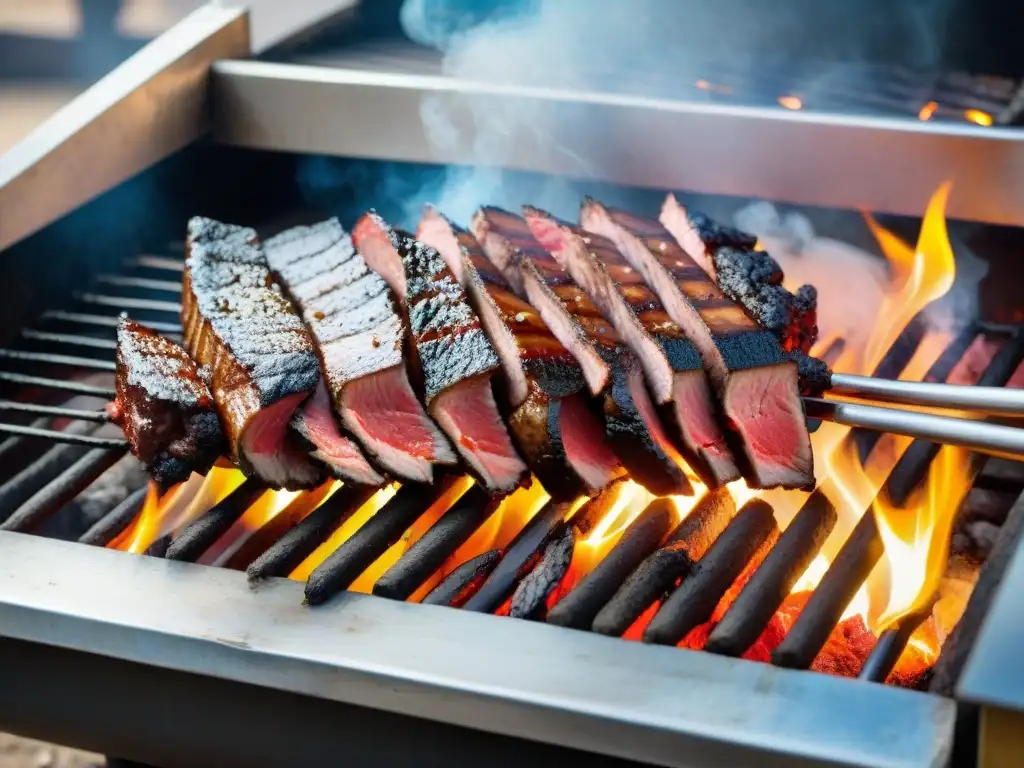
2,4,1024,767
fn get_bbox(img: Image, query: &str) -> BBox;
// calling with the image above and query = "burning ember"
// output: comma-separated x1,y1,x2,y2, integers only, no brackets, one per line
110,180,984,687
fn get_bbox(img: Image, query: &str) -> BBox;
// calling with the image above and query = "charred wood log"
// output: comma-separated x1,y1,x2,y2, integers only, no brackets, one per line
163,479,267,562
374,485,498,600
592,487,735,637
422,549,502,608
509,525,575,620
78,484,147,546
644,499,779,646
546,498,675,629
706,491,837,656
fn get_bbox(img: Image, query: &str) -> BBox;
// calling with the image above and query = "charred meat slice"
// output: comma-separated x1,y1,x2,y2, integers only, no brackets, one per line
182,217,322,490
660,194,818,354
263,218,454,483
526,207,739,487
353,212,528,494
582,200,814,490
291,380,385,486
110,317,224,487
473,207,692,495
418,206,621,499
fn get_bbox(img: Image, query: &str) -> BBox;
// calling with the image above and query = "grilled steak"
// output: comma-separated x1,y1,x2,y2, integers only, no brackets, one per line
582,200,814,490
418,206,621,499
473,207,692,495
660,194,818,354
262,218,454,483
182,217,322,489
353,212,528,494
110,317,224,487
526,207,740,487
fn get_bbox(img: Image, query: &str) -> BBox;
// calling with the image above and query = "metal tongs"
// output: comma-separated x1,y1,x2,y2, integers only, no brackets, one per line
805,372,1024,463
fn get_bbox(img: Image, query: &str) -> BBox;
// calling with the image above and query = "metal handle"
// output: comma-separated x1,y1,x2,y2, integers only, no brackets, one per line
829,372,1024,417
804,397,1024,462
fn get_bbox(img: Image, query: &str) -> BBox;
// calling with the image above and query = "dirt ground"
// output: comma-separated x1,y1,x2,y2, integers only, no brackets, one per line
0,734,103,768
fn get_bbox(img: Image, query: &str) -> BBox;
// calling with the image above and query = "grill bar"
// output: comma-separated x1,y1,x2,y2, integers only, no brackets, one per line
74,293,181,313
0,439,95,523
858,606,934,684
0,446,129,533
95,274,182,293
77,485,147,547
0,400,110,423
373,484,497,601
592,488,736,637
0,349,117,371
422,549,501,608
163,479,269,563
246,485,380,582
643,500,779,646
20,330,119,350
39,311,183,335
305,481,459,606
0,424,127,448
705,492,838,657
126,255,185,272
546,499,675,630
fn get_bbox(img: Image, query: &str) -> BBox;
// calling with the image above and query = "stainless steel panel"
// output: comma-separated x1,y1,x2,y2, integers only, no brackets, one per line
0,5,250,253
956,525,1024,714
0,531,953,768
210,60,1024,227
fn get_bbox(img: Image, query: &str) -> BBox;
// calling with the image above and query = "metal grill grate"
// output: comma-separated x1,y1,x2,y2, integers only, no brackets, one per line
0,244,1022,689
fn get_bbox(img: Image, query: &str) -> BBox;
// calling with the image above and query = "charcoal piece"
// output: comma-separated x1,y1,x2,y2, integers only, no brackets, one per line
509,525,575,620
772,509,885,669
145,535,171,558
546,498,675,629
461,499,570,613
644,499,779,646
77,485,147,547
0,446,128,533
305,482,451,605
163,479,267,563
373,485,498,600
421,549,501,608
592,486,736,637
246,485,379,581
705,491,837,657
0,429,95,524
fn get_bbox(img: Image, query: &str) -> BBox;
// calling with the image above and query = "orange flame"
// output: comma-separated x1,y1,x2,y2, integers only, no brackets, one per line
917,101,938,122
964,109,993,127
873,445,973,630
778,95,803,111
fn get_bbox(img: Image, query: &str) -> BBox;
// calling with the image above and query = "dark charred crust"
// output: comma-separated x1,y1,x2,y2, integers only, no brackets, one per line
507,390,585,502
603,357,693,496
509,525,575,620
712,246,818,353
390,233,501,403
655,334,704,373
788,351,832,396
521,356,586,400
685,209,759,250
714,328,786,371
114,318,225,486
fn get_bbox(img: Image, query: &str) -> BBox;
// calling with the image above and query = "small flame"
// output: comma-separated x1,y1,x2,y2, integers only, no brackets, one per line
873,445,973,630
918,101,938,122
964,109,993,127
696,80,733,95
778,95,803,111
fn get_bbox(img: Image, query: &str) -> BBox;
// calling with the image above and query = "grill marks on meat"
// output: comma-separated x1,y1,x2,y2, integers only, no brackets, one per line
583,201,814,490
263,218,454,484
182,217,322,490
353,212,527,494
660,194,818,354
111,318,224,487
473,207,692,495
418,207,620,499
526,207,739,487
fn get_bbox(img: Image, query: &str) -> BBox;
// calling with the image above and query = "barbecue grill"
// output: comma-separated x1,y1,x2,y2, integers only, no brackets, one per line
2,5,1024,767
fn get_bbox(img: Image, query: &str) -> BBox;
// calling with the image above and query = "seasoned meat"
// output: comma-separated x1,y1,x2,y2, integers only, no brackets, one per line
110,317,224,487
583,200,814,490
353,212,527,494
263,218,454,483
182,217,322,489
526,206,740,487
418,206,621,499
473,207,692,495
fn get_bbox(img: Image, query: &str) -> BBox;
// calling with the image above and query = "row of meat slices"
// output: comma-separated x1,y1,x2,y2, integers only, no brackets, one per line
110,196,820,500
